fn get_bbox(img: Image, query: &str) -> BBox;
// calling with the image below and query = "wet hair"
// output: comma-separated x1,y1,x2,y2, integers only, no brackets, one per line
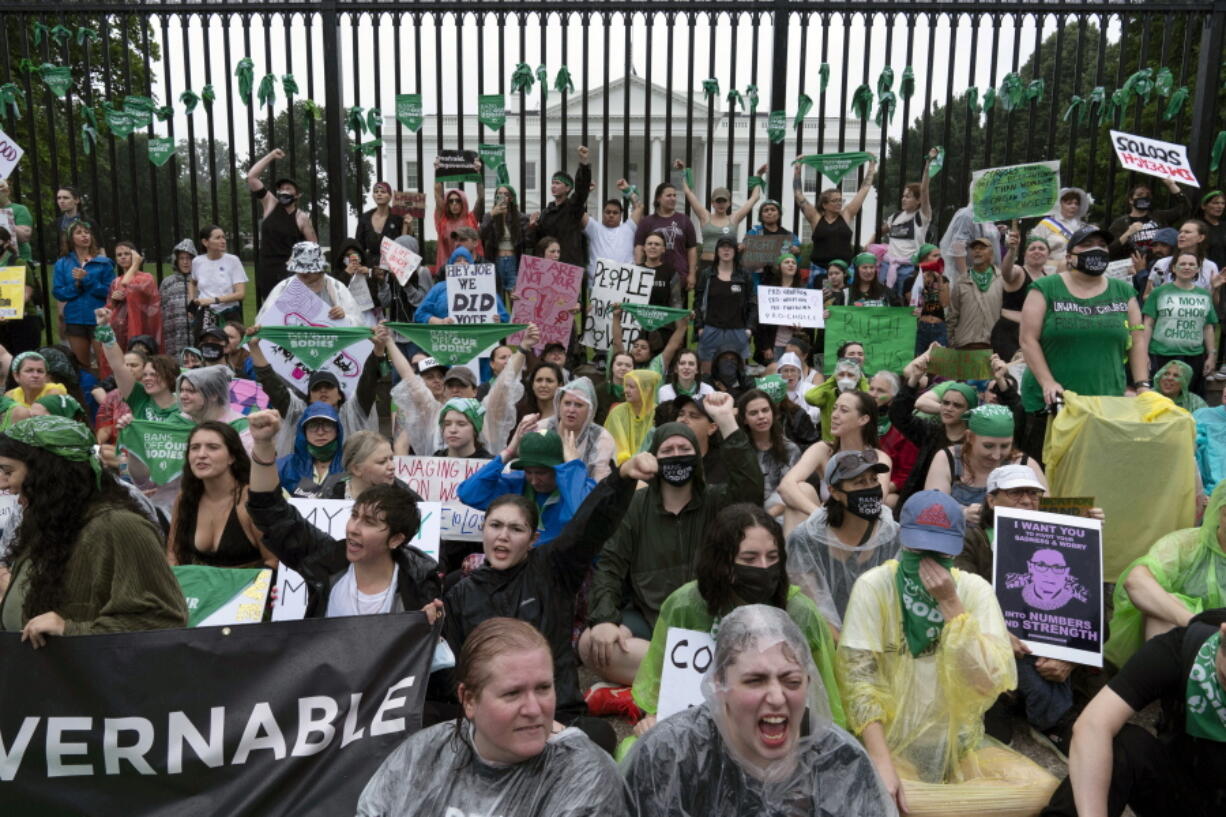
837,340,865,359
667,348,701,388
652,182,676,212
487,493,539,532
492,187,523,245
145,354,180,393
454,617,551,705
63,220,101,258
696,504,789,617
533,236,560,257
342,430,391,475
736,388,789,465
171,422,251,566
516,361,564,417
352,482,422,544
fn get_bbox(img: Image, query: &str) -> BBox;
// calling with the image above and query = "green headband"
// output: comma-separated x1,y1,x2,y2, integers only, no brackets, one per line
828,259,850,271
440,397,486,433
911,243,939,265
967,403,1014,437
11,351,45,374
945,381,980,411
35,394,83,419
552,172,574,189
4,415,102,487
760,199,781,211
1203,190,1224,207
852,252,878,268
1024,234,1051,250
778,251,798,266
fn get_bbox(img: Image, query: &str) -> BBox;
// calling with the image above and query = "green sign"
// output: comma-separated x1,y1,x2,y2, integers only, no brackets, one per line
395,93,422,131
970,160,1060,223
255,325,372,370
793,151,873,185
478,94,506,130
105,107,137,139
822,306,917,376
385,322,526,366
173,565,269,627
620,303,690,332
927,346,993,380
120,419,194,485
148,137,175,167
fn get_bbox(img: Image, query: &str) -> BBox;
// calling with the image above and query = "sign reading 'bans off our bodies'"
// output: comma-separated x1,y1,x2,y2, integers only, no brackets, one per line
758,286,824,329
581,258,656,350
971,160,1061,223
1109,129,1200,188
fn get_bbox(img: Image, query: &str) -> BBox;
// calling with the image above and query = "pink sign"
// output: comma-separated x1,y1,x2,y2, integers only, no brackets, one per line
508,255,584,353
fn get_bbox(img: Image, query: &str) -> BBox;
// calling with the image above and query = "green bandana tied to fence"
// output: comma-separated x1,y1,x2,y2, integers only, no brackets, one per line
0,83,23,118
120,419,195,486
385,323,526,367
1212,132,1226,174
173,565,270,627
366,108,383,135
81,107,98,154
745,84,759,112
768,110,787,144
851,85,873,120
202,84,216,110
510,63,534,95
346,106,367,135
819,63,830,93
1155,67,1175,98
702,78,719,100
901,67,915,101
258,73,277,108
255,325,372,370
282,73,299,97
40,65,72,100
536,65,548,102
554,67,574,95
148,137,175,167
794,94,813,129
793,152,873,186
620,303,690,333
235,57,254,105
478,94,506,130
396,94,423,131
125,95,155,128
1164,88,1189,122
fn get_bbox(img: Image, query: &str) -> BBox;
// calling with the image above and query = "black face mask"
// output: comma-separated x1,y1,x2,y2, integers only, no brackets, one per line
1074,248,1110,276
658,454,697,486
732,563,782,605
843,485,884,520
1132,197,1152,211
715,358,739,385
276,192,296,206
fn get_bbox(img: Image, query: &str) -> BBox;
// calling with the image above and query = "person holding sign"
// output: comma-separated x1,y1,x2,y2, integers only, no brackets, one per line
1107,177,1189,257
625,605,892,816
993,230,1053,362
433,157,485,272
837,491,1058,816
259,241,364,327
355,181,410,268
794,155,876,284
412,246,511,326
0,225,40,358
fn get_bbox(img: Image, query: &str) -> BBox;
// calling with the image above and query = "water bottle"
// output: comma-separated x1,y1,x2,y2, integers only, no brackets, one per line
118,449,133,484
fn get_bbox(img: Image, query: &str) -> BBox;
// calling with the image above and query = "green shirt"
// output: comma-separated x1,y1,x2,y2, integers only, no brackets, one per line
1142,282,1218,357
1021,275,1134,412
126,382,182,423
1,204,32,261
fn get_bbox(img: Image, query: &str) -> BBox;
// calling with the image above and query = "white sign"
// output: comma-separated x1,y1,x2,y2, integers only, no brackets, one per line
580,258,656,350
396,456,487,542
657,627,716,721
0,128,24,181
271,565,309,622
1105,259,1135,282
1109,129,1200,188
380,236,422,287
758,286,824,328
254,277,373,399
288,497,443,561
446,263,499,323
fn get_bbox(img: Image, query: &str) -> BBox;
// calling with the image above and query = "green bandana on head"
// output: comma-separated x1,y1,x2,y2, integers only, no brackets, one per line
1202,190,1224,208
912,243,939,266
552,172,574,190
440,397,486,434
755,374,788,404
852,252,878,269
945,381,980,412
1186,630,1226,742
896,549,954,656
966,403,1014,437
5,415,102,487
10,351,45,377
34,394,83,419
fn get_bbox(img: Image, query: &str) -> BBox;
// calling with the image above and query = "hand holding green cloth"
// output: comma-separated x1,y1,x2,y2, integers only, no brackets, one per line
896,550,954,656
120,419,195,486
385,323,526,366
6,415,102,486
254,325,372,370
620,303,690,333
793,152,873,186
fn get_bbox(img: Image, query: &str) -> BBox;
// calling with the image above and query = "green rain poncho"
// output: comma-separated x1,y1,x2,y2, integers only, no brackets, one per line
1155,359,1208,413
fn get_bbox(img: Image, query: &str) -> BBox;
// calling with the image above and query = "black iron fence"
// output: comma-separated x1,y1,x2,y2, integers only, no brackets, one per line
0,0,1223,339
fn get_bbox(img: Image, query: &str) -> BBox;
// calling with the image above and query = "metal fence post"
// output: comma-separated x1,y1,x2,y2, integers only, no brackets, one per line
767,0,789,200
321,0,347,253
1189,0,1226,181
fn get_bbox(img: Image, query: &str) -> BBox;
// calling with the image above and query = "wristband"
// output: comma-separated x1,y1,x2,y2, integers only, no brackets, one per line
747,175,766,192
95,324,117,346
1130,380,1152,390
251,450,277,467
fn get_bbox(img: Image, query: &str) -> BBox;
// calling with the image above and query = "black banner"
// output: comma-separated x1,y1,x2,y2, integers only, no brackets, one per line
0,614,437,816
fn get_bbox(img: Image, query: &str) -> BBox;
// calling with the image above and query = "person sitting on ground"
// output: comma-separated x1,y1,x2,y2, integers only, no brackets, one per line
539,377,615,482
624,604,895,816
430,397,495,459
610,306,690,377
275,401,346,498
604,368,661,466
317,429,424,502
4,351,67,409
924,403,1045,508
595,352,634,426
891,347,976,507
659,393,729,485
804,357,869,442
1154,359,1207,413
837,490,1058,817
737,387,801,519
870,370,920,508
657,348,715,404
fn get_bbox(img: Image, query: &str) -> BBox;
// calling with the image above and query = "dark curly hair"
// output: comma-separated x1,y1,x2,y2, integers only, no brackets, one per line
0,436,145,620
171,421,250,566
736,388,789,465
695,503,789,617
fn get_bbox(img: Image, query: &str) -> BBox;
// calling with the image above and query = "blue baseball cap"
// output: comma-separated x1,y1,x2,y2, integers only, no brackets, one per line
1151,227,1179,247
899,490,965,557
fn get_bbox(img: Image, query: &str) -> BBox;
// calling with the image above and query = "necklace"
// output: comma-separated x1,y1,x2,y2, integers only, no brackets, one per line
351,564,397,615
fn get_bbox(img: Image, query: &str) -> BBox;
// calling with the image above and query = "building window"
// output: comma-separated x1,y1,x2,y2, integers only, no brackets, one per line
804,167,819,194
731,164,742,187
841,175,859,194
405,163,420,191
524,161,537,190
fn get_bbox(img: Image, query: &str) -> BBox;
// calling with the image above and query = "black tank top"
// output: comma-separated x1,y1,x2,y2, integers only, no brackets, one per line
810,216,853,267
1000,271,1034,312
190,506,260,568
260,198,306,263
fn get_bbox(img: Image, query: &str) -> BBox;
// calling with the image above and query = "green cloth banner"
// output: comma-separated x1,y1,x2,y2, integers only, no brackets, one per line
255,325,372,370
970,160,1060,223
104,107,138,139
478,143,505,174
822,306,916,376
39,64,72,99
478,94,506,130
120,419,194,486
172,565,269,627
148,137,175,167
767,110,786,144
620,303,690,333
793,152,873,186
927,346,993,380
396,93,423,132
125,95,155,128
385,323,525,366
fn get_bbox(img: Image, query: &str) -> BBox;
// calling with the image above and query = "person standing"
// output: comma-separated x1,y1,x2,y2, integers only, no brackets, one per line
1108,177,1189,258
0,179,34,261
160,239,197,360
52,221,114,370
1142,251,1219,395
354,181,408,267
245,148,317,302
635,181,699,290
676,159,765,265
529,145,592,268
190,225,247,334
581,181,642,278
947,236,1004,349
107,241,161,356
795,157,876,285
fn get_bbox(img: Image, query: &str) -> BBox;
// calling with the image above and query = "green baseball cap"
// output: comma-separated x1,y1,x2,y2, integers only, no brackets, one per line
511,429,564,470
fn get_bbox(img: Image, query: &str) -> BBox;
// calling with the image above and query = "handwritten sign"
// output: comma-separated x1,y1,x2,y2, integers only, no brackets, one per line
742,234,791,269
970,160,1060,223
1105,259,1135,282
0,266,26,319
1109,130,1199,188
380,236,423,287
289,497,443,561
994,507,1103,667
271,564,309,622
0,127,24,181
446,263,499,323
822,306,917,375
437,149,481,183
396,456,488,541
657,627,716,720
580,258,656,350
928,346,992,380
392,191,426,220
758,285,823,329
508,255,584,352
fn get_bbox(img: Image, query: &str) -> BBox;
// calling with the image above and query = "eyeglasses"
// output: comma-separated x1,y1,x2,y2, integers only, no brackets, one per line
713,197,729,204
999,488,1043,501
1028,560,1069,574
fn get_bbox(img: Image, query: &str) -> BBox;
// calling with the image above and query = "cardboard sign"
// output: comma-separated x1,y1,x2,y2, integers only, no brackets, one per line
0,127,24,181
289,497,442,561
271,564,309,622
1039,496,1095,519
741,234,791,268
446,263,499,323
380,236,423,287
396,456,487,542
927,346,992,380
1105,258,1135,282
758,285,824,329
392,191,426,220
970,160,1061,223
657,627,716,721
437,149,481,183
822,306,917,375
1109,129,1199,188
580,258,656,350
994,506,1104,667
0,265,26,319
507,255,584,353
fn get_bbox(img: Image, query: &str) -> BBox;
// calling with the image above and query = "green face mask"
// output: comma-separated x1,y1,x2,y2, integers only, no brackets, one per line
308,439,339,462
895,550,955,657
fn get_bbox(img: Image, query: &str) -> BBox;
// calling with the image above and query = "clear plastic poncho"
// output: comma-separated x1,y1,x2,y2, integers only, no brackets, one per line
357,720,630,817
836,561,1059,816
786,504,901,631
624,605,896,817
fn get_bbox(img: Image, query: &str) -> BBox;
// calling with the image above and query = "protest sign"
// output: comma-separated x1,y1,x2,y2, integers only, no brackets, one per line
255,325,372,370
436,149,481,183
822,306,917,375
994,506,1104,667
580,258,656,350
172,566,272,627
1105,259,1135,282
385,323,523,366
0,615,436,816
396,456,487,541
254,277,374,399
478,94,506,130
741,234,791,268
119,420,195,485
446,263,499,323
0,127,24,180
290,498,442,561
379,236,423,287
970,160,1060,223
395,93,423,131
927,346,993,380
391,191,426,220
271,564,309,622
1109,129,1200,188
758,286,824,329
0,265,26,318
1039,496,1095,518
657,627,716,720
507,255,584,353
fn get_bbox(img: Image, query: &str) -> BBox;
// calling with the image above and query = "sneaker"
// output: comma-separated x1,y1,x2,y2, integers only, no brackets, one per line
584,683,643,723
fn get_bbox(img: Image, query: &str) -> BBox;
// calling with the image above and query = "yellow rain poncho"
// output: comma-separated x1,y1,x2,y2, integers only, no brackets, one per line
1105,481,1226,668
604,368,661,465
837,560,1058,817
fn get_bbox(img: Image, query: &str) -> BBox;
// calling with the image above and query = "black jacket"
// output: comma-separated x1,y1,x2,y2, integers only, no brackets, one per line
247,489,441,618
694,265,758,332
529,161,592,268
442,468,637,719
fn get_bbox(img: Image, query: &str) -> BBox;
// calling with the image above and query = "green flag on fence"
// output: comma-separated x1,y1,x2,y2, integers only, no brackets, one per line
792,152,873,186
620,303,691,332
255,325,372,370
385,323,525,366
478,94,506,130
396,94,422,131
148,137,175,167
